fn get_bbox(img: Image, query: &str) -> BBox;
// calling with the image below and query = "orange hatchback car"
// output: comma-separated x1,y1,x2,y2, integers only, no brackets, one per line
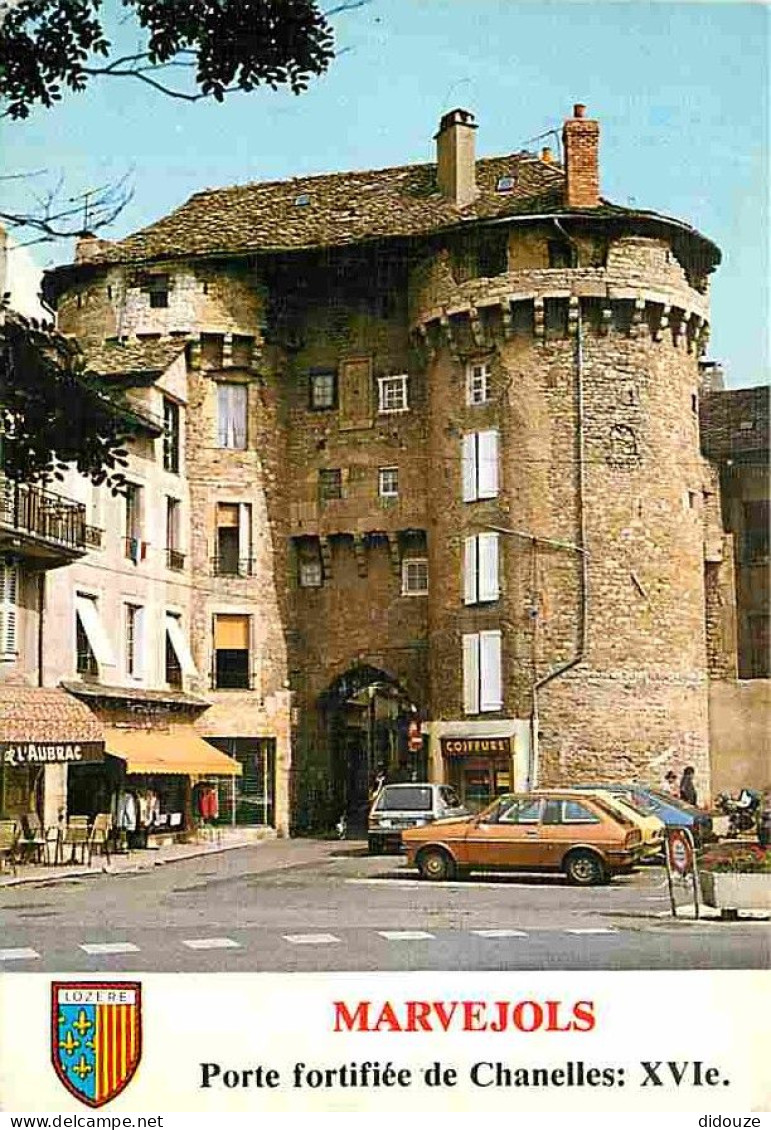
403,791,643,885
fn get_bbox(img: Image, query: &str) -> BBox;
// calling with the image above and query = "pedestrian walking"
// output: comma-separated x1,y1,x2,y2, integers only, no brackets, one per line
679,766,697,806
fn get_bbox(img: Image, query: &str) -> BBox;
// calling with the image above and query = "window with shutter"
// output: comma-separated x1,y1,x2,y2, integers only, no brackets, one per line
217,383,248,449
462,633,480,715
464,532,500,604
462,629,503,714
461,431,499,501
0,563,18,659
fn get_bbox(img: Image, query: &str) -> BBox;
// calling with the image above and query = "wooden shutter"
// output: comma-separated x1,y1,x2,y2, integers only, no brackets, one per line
479,629,503,712
462,433,477,502
462,633,480,715
477,430,499,498
478,531,500,601
217,503,240,528
463,536,478,605
0,563,18,657
339,357,373,430
214,613,250,650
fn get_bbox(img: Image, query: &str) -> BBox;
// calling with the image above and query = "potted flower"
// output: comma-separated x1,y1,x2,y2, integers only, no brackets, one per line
698,843,771,913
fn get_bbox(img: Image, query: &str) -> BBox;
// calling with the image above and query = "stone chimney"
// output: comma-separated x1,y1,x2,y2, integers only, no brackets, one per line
562,103,600,209
75,231,114,264
435,108,478,209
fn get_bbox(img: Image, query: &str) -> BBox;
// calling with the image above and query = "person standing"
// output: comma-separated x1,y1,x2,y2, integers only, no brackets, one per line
664,770,678,796
679,766,697,806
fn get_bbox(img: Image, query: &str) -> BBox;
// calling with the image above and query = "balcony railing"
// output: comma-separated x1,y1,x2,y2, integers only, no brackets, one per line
166,548,186,571
211,556,256,578
1,477,87,551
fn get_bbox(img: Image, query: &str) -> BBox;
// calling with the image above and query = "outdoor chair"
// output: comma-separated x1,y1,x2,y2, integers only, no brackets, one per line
0,820,19,876
18,813,50,864
57,816,91,866
89,813,112,864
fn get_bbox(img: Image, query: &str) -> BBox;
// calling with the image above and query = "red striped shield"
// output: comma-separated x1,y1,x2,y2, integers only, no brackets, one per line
52,982,142,1107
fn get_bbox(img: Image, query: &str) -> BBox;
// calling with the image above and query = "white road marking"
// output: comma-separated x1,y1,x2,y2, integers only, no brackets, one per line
378,930,435,941
472,929,529,938
0,947,39,961
80,942,140,955
283,933,340,945
565,928,618,935
182,937,241,950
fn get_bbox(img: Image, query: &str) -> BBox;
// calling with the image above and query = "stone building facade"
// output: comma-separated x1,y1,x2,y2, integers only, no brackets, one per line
43,103,735,826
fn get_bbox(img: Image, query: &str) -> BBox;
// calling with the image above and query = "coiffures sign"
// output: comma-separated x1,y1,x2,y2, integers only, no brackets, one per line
1,742,105,766
440,737,512,757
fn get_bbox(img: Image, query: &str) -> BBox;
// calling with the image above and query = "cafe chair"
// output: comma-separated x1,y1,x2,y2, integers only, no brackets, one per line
0,820,19,876
18,813,49,865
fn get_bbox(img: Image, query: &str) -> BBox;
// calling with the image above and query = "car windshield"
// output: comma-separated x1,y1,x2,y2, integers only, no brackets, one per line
374,787,432,812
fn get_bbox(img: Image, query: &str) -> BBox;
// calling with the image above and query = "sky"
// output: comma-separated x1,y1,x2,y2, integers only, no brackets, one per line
1,0,768,388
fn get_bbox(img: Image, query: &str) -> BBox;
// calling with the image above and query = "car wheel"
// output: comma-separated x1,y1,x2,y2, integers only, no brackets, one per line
564,850,606,886
417,847,455,881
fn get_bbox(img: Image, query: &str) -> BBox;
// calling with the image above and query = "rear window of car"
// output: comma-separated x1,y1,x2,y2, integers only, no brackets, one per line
374,787,433,812
541,799,600,824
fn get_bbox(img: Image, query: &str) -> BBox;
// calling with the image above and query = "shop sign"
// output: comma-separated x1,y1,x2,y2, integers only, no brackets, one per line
440,736,512,758
1,741,105,766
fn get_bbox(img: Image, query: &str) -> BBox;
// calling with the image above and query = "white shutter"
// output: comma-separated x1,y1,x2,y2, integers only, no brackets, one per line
479,630,503,712
238,503,252,564
462,633,480,715
166,614,199,678
478,531,500,601
477,430,499,498
461,433,477,502
1,563,18,657
463,536,478,605
75,595,116,668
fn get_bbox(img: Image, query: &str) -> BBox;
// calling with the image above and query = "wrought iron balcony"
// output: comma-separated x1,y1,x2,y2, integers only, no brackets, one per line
0,476,89,566
211,556,256,578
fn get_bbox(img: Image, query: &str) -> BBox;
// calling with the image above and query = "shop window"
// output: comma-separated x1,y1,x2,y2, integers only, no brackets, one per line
464,532,500,604
75,593,115,677
162,397,181,473
466,362,491,406
124,483,144,563
379,466,399,499
207,737,276,826
401,557,428,596
462,630,502,714
377,374,409,414
125,603,143,679
213,613,251,689
309,369,337,410
319,469,342,502
217,382,248,449
298,542,323,588
0,562,18,659
462,430,499,501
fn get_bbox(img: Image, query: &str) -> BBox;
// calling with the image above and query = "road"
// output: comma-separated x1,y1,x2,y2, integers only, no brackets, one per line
0,840,767,972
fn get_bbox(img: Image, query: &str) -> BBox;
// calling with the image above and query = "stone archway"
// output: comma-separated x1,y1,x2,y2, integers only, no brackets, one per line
319,664,422,832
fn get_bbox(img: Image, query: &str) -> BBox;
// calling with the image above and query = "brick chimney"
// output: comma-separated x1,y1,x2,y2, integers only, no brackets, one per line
75,231,114,264
562,103,600,209
435,108,478,209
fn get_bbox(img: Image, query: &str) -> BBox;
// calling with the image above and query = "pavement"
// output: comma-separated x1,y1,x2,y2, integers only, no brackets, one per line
0,829,355,889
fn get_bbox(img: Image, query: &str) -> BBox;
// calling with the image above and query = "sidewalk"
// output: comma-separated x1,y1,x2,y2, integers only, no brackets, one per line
0,830,362,889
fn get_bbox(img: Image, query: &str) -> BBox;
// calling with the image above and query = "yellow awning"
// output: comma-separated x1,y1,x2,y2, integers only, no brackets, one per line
105,728,242,777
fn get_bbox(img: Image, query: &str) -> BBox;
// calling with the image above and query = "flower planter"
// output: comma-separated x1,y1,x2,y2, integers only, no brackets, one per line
700,871,771,912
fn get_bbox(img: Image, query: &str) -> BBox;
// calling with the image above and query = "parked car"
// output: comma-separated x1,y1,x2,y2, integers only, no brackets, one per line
557,788,665,860
367,783,468,854
402,791,643,885
569,784,713,846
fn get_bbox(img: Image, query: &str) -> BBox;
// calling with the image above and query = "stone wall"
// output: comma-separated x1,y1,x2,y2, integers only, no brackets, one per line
709,680,771,795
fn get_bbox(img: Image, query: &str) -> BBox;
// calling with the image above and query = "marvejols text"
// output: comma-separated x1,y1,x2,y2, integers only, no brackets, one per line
331,998,596,1032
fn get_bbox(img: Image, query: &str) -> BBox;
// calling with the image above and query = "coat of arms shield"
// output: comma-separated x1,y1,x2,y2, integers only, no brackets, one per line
51,982,142,1107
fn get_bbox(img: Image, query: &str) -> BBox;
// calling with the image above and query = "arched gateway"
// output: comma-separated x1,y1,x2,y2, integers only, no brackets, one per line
319,665,423,833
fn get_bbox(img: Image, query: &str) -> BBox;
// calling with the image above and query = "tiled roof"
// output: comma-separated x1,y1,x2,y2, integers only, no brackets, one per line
700,386,770,459
72,153,569,265
60,680,209,710
81,337,188,379
0,686,103,743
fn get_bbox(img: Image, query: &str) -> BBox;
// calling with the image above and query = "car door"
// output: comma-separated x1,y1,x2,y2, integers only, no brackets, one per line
462,796,544,869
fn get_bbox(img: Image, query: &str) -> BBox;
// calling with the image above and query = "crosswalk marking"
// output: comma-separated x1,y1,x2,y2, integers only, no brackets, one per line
80,942,141,955
283,933,340,945
472,929,528,938
0,947,39,961
565,928,617,935
378,930,435,941
182,938,241,950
